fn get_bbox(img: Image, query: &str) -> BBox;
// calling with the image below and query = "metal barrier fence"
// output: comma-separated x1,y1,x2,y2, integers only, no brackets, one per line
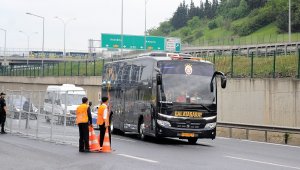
1,49,300,78
0,59,105,77
188,33,300,47
202,49,300,78
4,89,85,146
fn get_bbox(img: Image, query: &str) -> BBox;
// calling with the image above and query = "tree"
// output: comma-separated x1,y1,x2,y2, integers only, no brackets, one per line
171,1,189,29
204,0,212,18
246,0,267,10
188,0,198,20
198,0,205,18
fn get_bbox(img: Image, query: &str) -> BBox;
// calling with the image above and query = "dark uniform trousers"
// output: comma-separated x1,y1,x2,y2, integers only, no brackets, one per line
0,114,6,132
99,124,112,147
78,123,89,151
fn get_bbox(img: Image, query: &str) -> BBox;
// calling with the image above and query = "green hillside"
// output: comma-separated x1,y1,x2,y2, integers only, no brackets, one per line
148,0,300,46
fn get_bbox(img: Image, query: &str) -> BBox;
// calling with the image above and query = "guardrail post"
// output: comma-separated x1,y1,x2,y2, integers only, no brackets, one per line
33,65,36,77
265,131,268,142
298,49,300,79
93,59,96,76
47,64,49,76
251,52,254,78
71,61,73,76
85,60,88,76
213,52,216,64
42,63,44,77
64,61,66,76
37,65,40,77
273,51,276,78
231,51,234,78
229,128,232,138
102,59,105,75
57,63,60,76
246,129,249,140
78,61,80,76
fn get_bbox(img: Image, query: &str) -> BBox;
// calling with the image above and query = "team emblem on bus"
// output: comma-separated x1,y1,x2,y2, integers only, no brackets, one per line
185,64,193,75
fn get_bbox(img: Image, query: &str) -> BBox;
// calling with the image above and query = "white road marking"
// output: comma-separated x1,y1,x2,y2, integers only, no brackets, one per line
112,137,136,143
117,154,159,163
218,137,300,149
240,139,300,149
225,156,300,170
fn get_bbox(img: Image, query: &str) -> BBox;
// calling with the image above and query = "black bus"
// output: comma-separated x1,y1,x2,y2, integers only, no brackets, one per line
101,52,226,144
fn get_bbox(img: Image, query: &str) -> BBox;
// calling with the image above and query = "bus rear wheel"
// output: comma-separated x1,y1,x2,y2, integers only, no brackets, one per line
188,137,198,144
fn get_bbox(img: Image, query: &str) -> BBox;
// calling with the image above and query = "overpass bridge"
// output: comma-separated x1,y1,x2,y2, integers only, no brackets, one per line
182,42,300,57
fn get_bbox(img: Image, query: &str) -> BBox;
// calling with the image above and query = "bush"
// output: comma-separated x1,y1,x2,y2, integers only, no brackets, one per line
208,20,218,30
231,3,276,36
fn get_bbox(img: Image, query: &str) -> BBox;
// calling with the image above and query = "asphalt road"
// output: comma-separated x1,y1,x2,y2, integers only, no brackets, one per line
1,131,300,170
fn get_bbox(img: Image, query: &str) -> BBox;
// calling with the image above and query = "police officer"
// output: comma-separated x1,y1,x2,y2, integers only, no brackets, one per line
76,97,92,152
97,96,110,148
0,92,7,134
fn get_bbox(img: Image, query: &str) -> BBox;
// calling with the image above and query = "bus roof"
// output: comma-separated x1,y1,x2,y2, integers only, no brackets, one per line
107,52,213,64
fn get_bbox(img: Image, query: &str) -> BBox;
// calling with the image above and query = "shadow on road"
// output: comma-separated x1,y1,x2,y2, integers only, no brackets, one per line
112,133,213,147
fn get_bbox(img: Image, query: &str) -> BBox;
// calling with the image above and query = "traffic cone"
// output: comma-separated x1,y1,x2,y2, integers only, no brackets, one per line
101,128,111,153
89,126,101,152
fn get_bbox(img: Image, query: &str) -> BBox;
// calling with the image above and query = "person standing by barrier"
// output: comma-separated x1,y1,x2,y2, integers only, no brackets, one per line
97,97,110,148
0,92,7,134
76,97,92,152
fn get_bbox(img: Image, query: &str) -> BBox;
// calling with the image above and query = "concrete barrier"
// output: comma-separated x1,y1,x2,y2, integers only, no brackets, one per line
218,78,300,128
1,77,300,128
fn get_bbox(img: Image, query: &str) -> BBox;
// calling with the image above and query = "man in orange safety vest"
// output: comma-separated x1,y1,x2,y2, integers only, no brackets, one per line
76,97,92,152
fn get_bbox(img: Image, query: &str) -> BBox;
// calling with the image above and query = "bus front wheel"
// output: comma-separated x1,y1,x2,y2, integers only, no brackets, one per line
138,121,146,140
188,137,198,144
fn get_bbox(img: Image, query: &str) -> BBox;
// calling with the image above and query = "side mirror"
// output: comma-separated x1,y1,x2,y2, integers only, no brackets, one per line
221,76,227,89
157,74,162,85
210,71,227,92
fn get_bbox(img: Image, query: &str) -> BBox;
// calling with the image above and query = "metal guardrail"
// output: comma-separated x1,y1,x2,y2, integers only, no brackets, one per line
217,122,300,144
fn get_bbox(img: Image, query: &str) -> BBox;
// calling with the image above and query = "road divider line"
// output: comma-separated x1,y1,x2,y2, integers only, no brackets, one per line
240,139,300,149
112,137,136,143
117,154,159,164
225,156,300,170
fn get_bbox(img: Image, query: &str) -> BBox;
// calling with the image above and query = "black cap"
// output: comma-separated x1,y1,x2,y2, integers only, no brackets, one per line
0,92,6,95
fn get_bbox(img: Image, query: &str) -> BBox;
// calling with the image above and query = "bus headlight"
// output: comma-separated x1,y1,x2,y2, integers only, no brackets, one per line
157,120,171,127
205,122,216,129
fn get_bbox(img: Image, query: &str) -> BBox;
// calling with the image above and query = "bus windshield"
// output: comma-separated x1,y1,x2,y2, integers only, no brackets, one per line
158,60,215,104
61,94,85,106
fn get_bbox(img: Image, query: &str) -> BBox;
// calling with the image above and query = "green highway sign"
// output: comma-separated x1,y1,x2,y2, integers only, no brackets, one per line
101,33,165,51
146,36,165,51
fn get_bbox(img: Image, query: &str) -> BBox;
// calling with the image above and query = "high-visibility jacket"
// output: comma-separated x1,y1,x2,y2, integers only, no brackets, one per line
76,104,89,124
97,104,107,125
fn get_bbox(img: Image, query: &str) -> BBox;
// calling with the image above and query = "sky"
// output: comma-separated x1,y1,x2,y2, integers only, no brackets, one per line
0,0,188,52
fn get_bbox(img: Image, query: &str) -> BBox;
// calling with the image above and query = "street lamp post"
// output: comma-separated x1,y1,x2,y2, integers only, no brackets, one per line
121,0,124,59
144,0,149,51
26,12,44,54
19,31,38,65
0,28,7,66
54,17,76,58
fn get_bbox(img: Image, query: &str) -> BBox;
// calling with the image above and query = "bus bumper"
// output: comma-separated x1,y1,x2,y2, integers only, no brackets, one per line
156,125,216,139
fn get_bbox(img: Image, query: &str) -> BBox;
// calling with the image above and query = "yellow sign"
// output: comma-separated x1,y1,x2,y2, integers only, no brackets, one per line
174,111,202,118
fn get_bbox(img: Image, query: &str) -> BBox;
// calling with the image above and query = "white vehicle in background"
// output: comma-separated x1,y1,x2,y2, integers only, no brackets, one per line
43,84,86,125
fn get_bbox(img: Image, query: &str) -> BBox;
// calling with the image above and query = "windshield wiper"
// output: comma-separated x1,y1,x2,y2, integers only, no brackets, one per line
198,103,211,112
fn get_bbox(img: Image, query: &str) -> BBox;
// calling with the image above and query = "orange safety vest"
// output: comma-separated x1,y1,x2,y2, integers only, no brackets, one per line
97,104,108,125
76,104,89,124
